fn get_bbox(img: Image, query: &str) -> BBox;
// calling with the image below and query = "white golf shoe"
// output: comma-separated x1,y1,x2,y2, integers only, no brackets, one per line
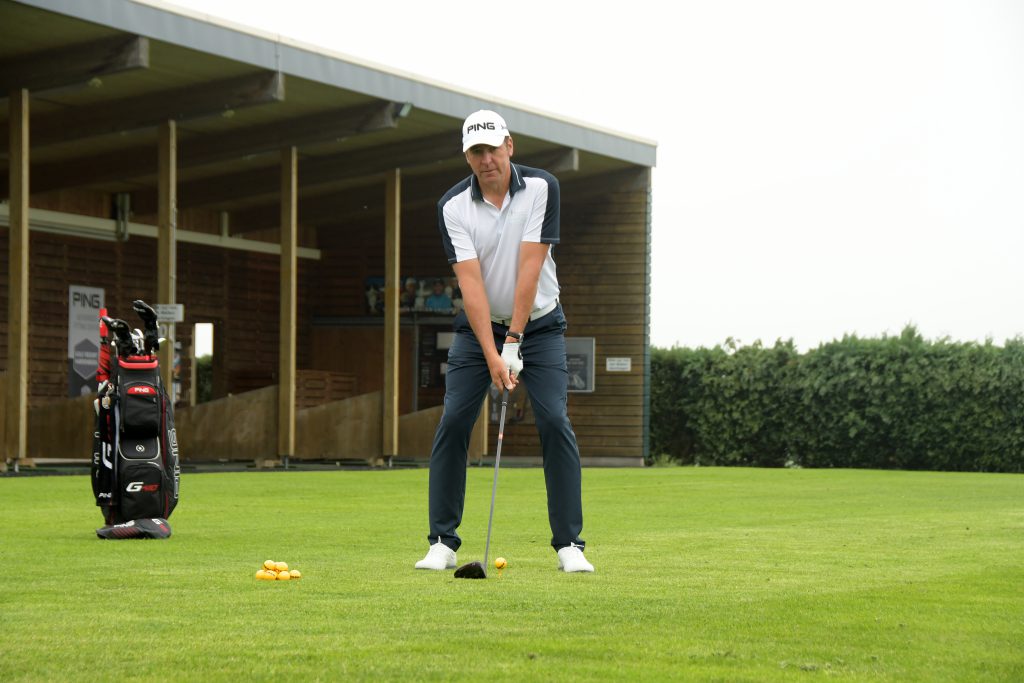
415,541,457,570
557,543,594,573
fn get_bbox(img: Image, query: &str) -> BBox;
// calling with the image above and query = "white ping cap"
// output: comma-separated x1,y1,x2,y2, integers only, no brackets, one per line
461,110,510,152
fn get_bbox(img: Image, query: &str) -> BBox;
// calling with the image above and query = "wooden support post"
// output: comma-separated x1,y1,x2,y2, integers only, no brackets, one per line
382,169,401,466
278,146,298,466
5,89,30,470
157,121,177,394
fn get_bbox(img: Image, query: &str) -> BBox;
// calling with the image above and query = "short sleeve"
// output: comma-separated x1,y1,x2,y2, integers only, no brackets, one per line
440,198,477,264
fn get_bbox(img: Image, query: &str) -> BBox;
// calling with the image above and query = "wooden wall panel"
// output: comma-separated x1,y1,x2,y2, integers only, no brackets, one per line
0,194,313,406
307,179,651,464
294,391,381,461
306,181,651,463
4,170,651,465
295,370,358,409
310,326,414,414
490,185,650,463
310,203,450,317
175,385,277,461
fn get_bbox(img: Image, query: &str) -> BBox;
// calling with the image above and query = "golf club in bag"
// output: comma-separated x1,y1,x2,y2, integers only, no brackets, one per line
91,300,179,539
454,388,510,579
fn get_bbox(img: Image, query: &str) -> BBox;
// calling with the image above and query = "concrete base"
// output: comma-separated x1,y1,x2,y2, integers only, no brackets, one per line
467,455,645,468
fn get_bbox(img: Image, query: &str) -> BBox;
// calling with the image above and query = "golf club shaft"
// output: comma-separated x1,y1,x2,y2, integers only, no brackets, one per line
482,388,509,572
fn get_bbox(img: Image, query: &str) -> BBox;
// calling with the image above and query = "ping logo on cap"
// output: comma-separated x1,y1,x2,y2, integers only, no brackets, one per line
467,122,497,133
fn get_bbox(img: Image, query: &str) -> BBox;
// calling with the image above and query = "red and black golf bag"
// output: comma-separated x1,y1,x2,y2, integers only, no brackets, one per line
90,300,179,538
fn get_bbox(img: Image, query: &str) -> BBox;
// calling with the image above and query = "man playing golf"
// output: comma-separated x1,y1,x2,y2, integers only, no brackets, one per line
415,110,594,573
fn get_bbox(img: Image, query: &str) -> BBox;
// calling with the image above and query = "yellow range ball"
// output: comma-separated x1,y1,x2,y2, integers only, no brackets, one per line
276,570,292,581
263,560,276,570
255,570,266,580
289,569,302,579
274,561,289,572
494,557,507,569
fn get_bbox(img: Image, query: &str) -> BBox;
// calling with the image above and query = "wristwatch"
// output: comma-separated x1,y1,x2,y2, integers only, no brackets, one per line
505,330,523,342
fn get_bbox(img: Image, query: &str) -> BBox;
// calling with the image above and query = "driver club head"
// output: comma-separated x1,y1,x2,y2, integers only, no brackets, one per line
454,561,487,579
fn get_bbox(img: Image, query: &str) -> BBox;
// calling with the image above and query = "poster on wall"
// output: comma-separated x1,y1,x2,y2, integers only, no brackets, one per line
364,276,463,315
68,285,104,397
565,337,595,393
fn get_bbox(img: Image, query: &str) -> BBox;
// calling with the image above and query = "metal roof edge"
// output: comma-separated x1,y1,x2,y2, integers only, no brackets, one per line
12,0,658,167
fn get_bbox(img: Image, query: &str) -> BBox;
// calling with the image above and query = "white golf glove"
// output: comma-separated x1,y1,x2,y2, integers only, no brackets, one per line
501,342,523,378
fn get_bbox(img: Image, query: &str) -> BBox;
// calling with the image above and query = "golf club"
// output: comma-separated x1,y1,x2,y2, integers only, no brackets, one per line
454,388,510,579
131,328,145,355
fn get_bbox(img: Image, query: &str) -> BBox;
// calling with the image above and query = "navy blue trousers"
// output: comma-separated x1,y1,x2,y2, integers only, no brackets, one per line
426,304,585,552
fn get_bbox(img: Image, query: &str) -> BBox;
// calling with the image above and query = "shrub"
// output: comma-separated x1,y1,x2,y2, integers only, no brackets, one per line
650,327,1024,472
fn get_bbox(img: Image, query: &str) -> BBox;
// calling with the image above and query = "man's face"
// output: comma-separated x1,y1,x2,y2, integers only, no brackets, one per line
465,137,513,186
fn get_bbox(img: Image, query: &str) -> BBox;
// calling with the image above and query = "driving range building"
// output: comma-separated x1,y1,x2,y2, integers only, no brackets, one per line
0,0,657,470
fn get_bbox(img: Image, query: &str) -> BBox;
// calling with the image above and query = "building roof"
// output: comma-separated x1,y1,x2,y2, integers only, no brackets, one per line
1,0,656,230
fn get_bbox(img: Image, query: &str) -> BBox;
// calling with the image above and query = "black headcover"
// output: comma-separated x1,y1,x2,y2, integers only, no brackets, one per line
96,517,172,540
103,316,135,358
132,300,160,352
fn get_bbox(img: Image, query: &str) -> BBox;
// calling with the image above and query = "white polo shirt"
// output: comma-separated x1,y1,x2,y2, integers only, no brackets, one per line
438,163,561,319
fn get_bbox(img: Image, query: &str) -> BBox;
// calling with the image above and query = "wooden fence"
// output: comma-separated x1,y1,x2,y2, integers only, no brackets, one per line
6,377,484,467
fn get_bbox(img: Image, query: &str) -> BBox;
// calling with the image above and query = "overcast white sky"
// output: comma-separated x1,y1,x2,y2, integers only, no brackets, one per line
168,0,1024,351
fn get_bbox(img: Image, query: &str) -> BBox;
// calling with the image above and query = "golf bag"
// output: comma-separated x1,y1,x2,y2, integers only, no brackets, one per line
90,300,179,535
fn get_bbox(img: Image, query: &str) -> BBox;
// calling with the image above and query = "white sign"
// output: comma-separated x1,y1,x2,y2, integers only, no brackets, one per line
68,285,104,397
606,357,632,372
154,303,184,323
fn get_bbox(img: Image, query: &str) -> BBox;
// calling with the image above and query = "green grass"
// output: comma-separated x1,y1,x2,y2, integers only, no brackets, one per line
1,467,1022,681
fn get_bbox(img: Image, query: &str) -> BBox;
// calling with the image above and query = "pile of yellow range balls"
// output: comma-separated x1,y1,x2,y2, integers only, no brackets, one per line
255,560,302,581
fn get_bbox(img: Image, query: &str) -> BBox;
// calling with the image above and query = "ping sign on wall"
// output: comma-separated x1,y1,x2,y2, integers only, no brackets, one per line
68,285,104,397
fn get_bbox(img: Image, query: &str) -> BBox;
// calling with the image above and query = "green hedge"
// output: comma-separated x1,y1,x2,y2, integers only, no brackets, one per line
650,328,1024,472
